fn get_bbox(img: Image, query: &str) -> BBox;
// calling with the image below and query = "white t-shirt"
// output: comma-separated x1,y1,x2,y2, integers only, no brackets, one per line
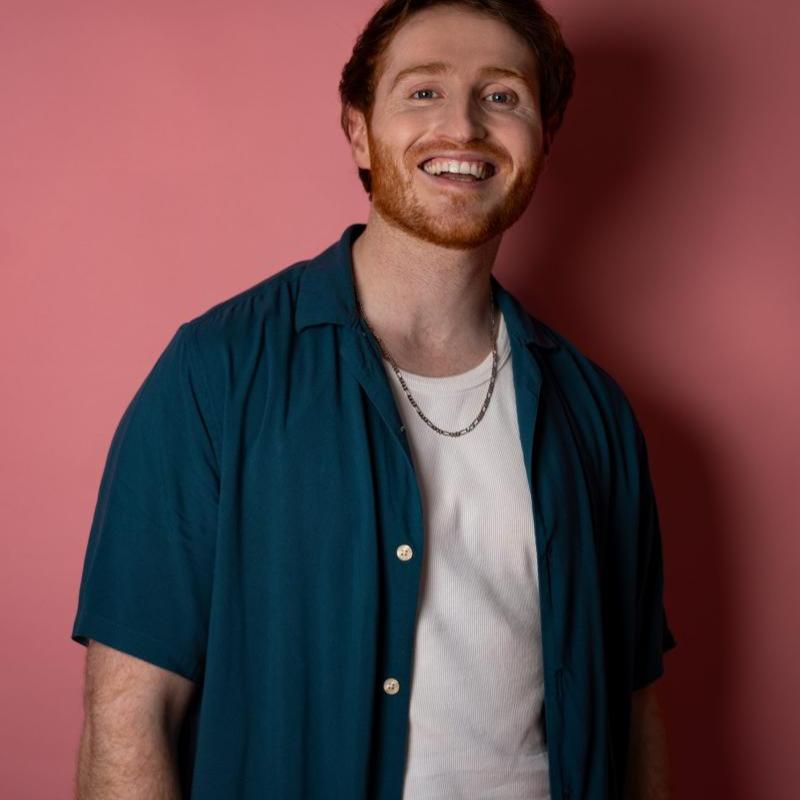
383,309,550,800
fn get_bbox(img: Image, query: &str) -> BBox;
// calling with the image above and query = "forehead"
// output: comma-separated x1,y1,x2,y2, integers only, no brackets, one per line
377,5,538,90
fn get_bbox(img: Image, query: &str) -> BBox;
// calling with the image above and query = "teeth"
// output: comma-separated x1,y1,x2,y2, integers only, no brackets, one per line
422,158,492,179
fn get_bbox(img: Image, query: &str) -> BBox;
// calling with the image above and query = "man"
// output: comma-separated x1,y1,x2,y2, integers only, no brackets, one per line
71,1,677,798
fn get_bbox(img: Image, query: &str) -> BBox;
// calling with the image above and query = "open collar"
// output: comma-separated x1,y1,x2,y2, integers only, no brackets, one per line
295,222,558,352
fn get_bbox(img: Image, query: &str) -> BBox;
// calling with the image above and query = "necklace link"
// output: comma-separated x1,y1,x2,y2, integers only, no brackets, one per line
354,286,499,437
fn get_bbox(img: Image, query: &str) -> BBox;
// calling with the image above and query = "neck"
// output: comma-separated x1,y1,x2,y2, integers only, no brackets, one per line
350,209,502,375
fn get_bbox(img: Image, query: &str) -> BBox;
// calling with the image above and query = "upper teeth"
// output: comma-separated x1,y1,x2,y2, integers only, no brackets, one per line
422,158,492,179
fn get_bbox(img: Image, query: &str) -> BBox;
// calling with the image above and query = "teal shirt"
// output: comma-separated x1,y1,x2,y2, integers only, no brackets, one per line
71,222,676,799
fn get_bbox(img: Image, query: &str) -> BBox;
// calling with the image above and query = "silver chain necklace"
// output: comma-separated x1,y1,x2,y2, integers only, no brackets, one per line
354,286,499,437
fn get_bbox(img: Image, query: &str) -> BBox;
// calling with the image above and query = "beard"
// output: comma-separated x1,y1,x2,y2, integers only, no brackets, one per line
366,124,545,251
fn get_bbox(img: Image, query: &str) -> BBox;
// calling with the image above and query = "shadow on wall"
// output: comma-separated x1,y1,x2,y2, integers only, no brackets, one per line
499,34,750,800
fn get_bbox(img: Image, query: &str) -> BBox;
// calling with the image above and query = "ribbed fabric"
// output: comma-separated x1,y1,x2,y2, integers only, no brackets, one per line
382,310,550,800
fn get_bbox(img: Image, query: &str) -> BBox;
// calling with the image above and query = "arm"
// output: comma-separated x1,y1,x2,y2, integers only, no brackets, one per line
75,640,196,800
623,683,671,800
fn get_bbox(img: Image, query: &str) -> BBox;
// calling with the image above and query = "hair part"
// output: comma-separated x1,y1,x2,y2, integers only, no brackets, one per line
338,0,576,195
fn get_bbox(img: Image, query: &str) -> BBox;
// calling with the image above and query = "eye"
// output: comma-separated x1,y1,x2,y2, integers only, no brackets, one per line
410,89,439,100
485,91,515,105
408,88,517,105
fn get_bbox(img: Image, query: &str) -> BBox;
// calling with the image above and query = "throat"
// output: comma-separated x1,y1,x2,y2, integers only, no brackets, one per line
383,337,494,377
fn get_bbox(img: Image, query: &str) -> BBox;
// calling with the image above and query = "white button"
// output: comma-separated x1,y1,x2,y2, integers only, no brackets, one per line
383,677,400,695
396,544,413,561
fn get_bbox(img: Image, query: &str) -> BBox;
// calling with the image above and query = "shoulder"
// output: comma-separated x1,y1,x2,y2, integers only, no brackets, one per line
538,316,639,424
529,314,646,468
163,257,312,422
182,258,308,349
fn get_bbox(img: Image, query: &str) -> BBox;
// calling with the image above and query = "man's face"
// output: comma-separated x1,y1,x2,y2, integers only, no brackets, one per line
353,4,550,250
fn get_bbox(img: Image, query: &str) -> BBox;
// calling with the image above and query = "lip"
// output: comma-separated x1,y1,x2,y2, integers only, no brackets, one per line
417,153,498,177
417,165,496,190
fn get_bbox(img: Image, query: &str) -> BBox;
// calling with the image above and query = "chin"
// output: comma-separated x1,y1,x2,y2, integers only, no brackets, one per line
374,199,509,250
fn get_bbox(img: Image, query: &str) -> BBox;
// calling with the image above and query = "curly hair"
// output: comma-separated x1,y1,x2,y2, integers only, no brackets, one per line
338,0,576,195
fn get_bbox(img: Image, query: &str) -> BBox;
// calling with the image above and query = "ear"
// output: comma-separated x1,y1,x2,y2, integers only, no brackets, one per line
345,105,371,171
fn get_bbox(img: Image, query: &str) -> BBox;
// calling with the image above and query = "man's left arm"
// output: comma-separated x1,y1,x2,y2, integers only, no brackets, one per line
623,683,671,800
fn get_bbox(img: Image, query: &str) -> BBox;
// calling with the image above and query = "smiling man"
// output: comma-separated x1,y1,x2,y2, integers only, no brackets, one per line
71,2,677,799
357,19,545,253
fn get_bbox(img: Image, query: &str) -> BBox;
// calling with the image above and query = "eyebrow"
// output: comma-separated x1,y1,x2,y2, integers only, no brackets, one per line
389,61,535,95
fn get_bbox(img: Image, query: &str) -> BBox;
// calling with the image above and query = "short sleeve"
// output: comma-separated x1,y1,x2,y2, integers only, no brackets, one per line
71,322,220,682
631,420,677,691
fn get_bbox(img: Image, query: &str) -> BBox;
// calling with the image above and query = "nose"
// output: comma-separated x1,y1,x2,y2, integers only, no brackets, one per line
435,90,488,142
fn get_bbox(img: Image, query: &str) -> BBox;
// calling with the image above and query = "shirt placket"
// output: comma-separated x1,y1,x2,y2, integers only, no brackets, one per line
338,322,426,800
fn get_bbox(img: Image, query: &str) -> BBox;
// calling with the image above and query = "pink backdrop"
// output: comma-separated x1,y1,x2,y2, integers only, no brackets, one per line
2,1,798,797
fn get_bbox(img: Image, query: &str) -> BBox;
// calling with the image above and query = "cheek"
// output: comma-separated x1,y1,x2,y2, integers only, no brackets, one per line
371,117,426,160
502,117,545,163
380,109,434,141
382,97,449,132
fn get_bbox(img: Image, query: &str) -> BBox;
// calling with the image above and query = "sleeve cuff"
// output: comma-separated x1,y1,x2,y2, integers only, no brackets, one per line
71,609,202,682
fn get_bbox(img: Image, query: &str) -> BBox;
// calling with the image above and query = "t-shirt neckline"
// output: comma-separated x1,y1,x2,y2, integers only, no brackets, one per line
382,310,511,395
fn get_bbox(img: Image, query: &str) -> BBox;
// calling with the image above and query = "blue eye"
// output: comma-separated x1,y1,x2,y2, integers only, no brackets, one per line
410,89,438,100
486,91,514,104
409,88,515,105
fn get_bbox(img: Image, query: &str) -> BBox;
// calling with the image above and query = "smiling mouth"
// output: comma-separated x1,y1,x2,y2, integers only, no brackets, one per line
417,158,497,183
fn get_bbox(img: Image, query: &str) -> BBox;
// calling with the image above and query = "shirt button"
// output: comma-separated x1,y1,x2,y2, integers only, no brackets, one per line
396,544,413,561
383,677,400,695
399,425,405,432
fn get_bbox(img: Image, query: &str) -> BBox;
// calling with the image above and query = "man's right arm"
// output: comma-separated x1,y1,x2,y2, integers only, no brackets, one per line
75,640,196,800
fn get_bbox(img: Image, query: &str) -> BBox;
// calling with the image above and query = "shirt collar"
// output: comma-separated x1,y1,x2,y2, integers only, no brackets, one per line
294,222,558,351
